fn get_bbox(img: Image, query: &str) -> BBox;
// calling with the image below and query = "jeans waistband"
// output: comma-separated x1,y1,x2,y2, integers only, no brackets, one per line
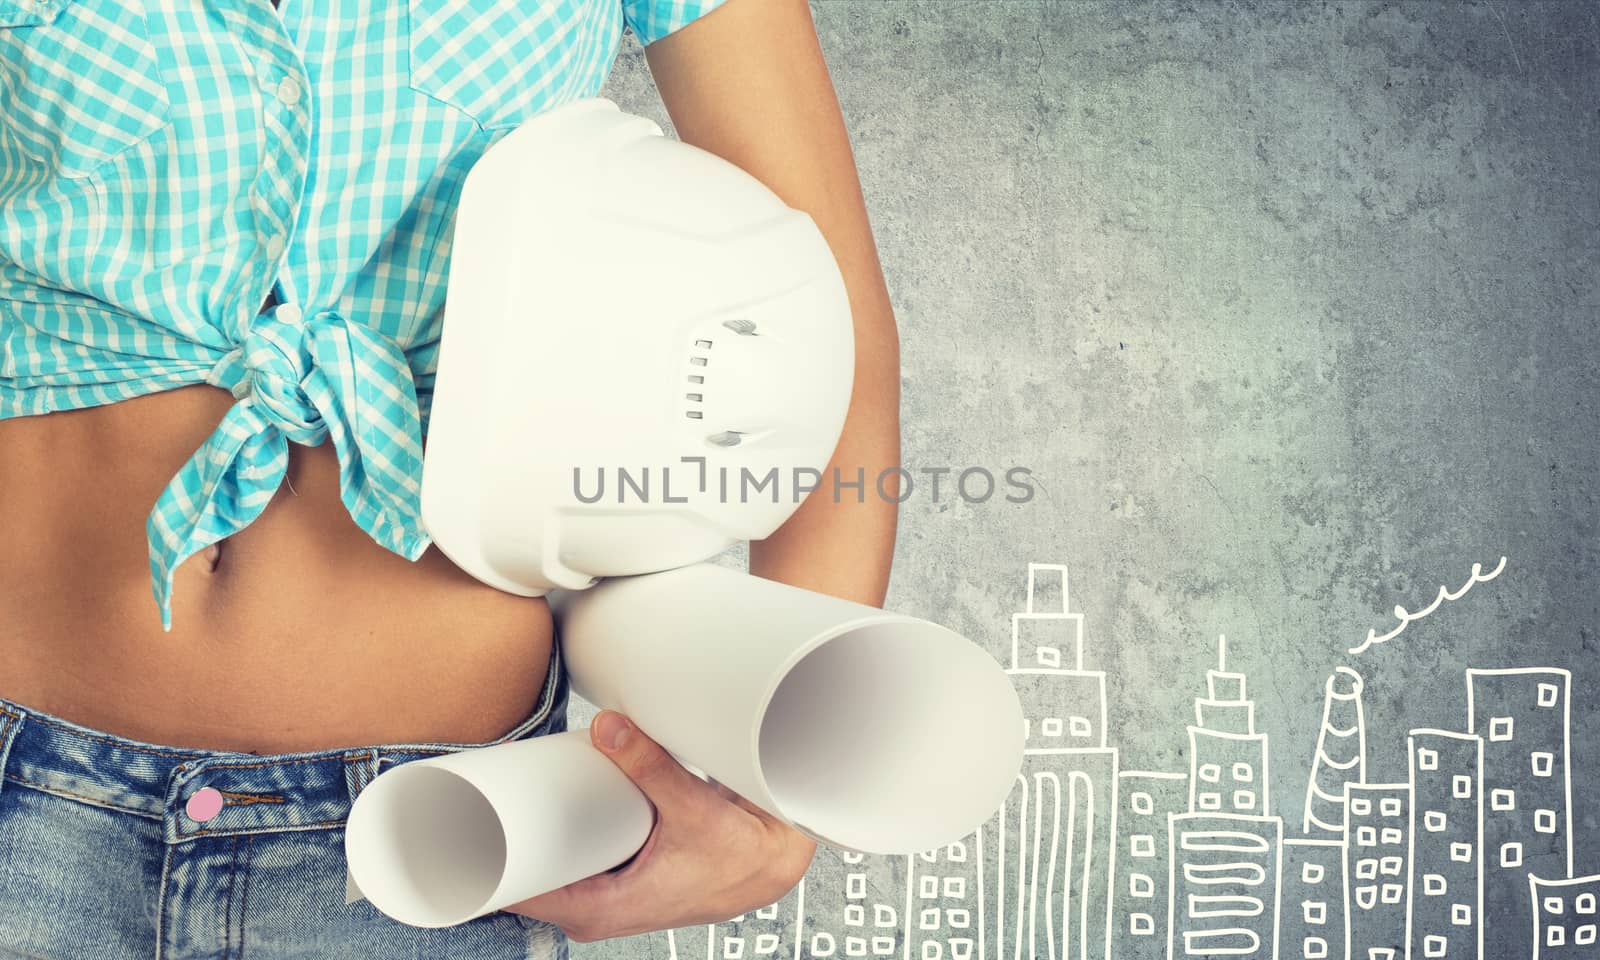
0,636,564,845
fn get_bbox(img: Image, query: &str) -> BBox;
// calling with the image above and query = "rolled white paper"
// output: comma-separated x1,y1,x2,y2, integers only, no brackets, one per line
553,562,1026,856
343,728,653,928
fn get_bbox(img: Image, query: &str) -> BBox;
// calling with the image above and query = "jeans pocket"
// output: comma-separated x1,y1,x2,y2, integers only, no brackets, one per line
0,0,171,177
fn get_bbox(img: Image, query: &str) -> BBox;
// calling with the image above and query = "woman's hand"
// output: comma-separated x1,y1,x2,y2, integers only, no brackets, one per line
503,709,817,943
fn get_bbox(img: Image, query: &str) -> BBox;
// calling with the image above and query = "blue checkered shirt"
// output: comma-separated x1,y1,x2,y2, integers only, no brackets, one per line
0,0,727,630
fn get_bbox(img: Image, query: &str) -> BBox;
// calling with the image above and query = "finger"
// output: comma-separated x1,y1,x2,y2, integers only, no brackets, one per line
590,710,712,811
506,800,667,935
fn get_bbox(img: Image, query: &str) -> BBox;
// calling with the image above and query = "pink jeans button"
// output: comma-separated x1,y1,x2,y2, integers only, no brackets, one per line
185,786,224,823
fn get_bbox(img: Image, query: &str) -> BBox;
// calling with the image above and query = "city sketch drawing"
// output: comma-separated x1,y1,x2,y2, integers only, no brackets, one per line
651,561,1587,960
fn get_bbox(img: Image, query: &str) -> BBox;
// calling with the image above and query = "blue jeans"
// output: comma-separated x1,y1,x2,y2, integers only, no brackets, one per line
0,637,570,960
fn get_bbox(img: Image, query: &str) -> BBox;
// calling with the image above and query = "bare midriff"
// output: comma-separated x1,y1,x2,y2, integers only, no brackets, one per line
0,382,555,755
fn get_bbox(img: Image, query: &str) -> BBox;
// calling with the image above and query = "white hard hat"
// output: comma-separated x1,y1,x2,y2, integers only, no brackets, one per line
421,97,854,595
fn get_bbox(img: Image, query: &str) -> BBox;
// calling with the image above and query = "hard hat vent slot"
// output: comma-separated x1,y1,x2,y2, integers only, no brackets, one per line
686,338,712,419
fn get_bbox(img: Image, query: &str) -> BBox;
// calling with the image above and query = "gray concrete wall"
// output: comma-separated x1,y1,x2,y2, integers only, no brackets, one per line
574,3,1599,957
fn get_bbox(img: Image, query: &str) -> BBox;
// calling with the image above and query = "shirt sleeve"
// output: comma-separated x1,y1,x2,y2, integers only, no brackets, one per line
620,0,730,46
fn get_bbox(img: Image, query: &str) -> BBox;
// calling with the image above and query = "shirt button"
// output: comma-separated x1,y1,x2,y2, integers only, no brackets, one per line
185,786,224,823
277,303,303,325
275,77,303,107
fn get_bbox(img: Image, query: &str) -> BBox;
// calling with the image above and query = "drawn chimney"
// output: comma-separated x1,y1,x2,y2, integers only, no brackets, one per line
1302,666,1368,835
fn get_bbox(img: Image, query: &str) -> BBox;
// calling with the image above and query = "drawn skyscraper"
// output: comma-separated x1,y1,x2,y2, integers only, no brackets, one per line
795,853,908,960
1188,637,1269,817
980,563,1118,960
1111,771,1189,960
1468,668,1573,940
1529,873,1600,958
1303,668,1367,837
1168,635,1282,959
908,839,979,960
1408,729,1483,960
1281,838,1347,960
1168,813,1283,959
1344,782,1411,960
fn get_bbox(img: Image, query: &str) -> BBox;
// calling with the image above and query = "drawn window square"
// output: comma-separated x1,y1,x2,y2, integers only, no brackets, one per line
1424,874,1447,896
947,909,969,929
1425,811,1447,832
1579,893,1597,915
1453,903,1472,926
1198,792,1222,811
1501,843,1524,868
1424,935,1447,958
918,875,937,899
1131,791,1153,816
1489,716,1514,741
1041,717,1064,737
1232,762,1253,782
1303,900,1326,925
1381,828,1403,845
1130,835,1155,858
1302,862,1325,885
849,874,868,898
1451,842,1473,863
918,907,939,930
1417,748,1439,771
846,904,865,926
943,877,966,899
1578,925,1597,946
873,936,896,954
1068,716,1092,738
1355,886,1377,910
1492,789,1516,811
1356,858,1378,880
1129,913,1154,936
1453,775,1473,799
1537,809,1558,834
1351,797,1373,817
1549,925,1566,947
1380,856,1403,876
1539,682,1560,708
1035,646,1061,668
1381,797,1402,818
1547,896,1567,915
1130,873,1154,898
1370,951,1396,960
1232,790,1256,810
1304,937,1328,960
1199,763,1221,783
1357,826,1377,847
946,841,967,862
1533,752,1555,777
1381,883,1403,904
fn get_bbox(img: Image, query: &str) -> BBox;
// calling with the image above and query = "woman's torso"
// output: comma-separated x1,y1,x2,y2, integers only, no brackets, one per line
0,0,653,751
0,384,555,754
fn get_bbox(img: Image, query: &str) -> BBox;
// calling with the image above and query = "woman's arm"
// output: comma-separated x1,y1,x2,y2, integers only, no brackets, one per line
508,1,900,940
646,0,902,608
